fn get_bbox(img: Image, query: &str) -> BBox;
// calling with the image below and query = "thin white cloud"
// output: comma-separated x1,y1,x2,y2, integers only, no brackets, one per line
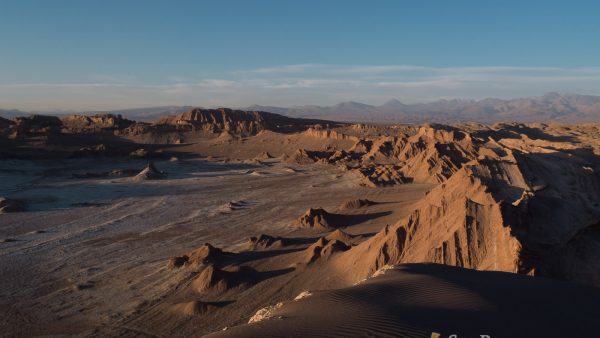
236,64,586,76
2,65,600,110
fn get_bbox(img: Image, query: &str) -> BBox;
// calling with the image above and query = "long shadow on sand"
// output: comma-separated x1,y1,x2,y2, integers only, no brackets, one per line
368,264,600,337
333,211,393,227
226,248,307,267
219,264,600,337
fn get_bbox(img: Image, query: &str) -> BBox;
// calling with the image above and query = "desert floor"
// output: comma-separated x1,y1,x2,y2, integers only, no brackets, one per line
0,156,431,336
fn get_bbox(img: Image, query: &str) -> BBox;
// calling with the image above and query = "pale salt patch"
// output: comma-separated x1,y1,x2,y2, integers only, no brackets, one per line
371,264,395,278
353,278,367,286
248,302,284,324
294,290,312,300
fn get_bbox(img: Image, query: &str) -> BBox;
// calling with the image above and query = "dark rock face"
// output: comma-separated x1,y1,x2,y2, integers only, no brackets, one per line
155,108,330,135
12,115,63,137
61,114,134,133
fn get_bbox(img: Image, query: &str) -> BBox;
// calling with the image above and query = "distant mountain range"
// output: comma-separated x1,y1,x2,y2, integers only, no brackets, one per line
246,93,600,123
0,106,194,122
3,93,600,123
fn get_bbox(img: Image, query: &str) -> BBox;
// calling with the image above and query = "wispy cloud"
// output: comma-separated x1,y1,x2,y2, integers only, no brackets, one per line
2,65,600,110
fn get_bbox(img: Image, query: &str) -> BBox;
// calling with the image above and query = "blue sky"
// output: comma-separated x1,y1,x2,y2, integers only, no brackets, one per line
1,0,600,110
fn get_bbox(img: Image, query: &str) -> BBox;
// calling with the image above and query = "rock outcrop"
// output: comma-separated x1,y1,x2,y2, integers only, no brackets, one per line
10,115,62,139
133,161,166,181
168,243,232,270
297,208,345,231
336,140,600,287
302,237,351,264
155,108,328,136
62,114,134,133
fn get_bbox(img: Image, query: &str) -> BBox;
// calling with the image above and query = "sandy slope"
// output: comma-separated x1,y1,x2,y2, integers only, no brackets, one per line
208,264,600,338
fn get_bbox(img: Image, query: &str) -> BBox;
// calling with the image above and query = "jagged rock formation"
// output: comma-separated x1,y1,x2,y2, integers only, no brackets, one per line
117,122,154,136
335,131,600,287
297,208,344,231
356,164,411,187
302,127,360,142
247,234,289,250
133,161,166,181
61,114,134,133
285,149,318,165
349,139,372,154
168,243,232,270
193,265,230,292
281,125,479,185
302,238,351,264
155,108,329,136
10,115,62,139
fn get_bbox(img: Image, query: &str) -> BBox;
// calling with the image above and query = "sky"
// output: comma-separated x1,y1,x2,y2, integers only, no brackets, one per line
1,0,600,111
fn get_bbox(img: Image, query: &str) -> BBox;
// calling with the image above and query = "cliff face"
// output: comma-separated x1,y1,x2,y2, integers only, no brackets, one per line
61,114,134,133
11,115,62,138
336,128,600,287
5,114,136,139
155,108,330,135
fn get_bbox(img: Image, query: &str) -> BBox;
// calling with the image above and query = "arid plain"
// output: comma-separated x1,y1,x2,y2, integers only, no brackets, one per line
2,109,600,337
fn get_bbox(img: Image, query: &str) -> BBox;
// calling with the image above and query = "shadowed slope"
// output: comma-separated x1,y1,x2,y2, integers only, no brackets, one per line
207,264,600,338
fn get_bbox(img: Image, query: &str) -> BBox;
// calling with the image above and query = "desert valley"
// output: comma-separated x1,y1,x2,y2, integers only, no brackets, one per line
1,108,600,337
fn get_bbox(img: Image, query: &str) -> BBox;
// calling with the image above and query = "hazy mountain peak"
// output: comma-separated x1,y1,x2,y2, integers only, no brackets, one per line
333,101,374,108
380,99,407,108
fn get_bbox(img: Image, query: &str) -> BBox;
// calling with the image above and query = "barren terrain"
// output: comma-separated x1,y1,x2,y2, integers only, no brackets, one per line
2,108,600,337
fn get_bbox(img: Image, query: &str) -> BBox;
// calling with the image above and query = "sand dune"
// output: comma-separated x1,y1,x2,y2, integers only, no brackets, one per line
208,264,600,338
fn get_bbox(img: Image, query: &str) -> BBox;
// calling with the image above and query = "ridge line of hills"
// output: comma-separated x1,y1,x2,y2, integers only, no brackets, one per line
4,92,600,123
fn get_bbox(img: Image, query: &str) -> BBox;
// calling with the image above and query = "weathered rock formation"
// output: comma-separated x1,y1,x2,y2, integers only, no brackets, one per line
336,135,600,287
297,208,345,231
133,161,166,181
155,108,329,136
61,114,134,133
168,243,232,270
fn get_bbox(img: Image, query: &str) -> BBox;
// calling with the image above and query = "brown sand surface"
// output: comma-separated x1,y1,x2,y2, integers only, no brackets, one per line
0,156,429,336
207,264,600,338
3,110,600,337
